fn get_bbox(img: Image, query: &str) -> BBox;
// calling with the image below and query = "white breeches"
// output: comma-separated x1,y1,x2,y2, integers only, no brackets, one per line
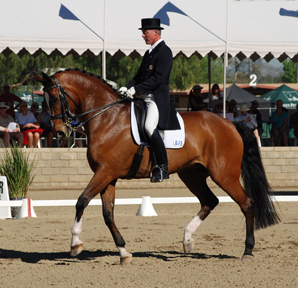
141,97,159,137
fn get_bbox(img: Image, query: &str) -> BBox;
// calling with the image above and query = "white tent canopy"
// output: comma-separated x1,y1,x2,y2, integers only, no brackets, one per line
1,0,298,61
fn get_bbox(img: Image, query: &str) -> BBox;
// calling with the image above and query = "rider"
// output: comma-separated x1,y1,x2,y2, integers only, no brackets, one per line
119,18,180,182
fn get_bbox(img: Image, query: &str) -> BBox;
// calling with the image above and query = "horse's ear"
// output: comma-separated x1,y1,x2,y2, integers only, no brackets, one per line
32,74,44,83
41,72,53,84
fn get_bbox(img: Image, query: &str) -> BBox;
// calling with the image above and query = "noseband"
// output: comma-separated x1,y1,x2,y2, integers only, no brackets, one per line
43,76,127,131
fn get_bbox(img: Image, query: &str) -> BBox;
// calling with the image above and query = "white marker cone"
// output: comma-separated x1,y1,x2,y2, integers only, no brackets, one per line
16,198,37,219
136,196,157,216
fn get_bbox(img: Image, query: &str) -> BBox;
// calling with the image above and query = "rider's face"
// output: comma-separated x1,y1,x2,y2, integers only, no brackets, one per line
142,29,159,45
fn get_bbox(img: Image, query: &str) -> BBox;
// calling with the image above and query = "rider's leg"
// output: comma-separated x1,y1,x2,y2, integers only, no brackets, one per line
143,97,169,182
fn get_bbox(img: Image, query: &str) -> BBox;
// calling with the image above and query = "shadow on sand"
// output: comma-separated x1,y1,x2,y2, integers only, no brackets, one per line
0,248,237,264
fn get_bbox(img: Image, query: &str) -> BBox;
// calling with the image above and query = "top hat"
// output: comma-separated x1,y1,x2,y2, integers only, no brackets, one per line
139,18,164,30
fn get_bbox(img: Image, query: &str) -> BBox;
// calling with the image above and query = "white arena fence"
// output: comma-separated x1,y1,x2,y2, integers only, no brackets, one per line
0,195,298,219
1,195,298,208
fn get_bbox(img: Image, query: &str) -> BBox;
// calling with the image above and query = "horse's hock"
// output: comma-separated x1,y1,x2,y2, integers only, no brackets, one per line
1,147,297,192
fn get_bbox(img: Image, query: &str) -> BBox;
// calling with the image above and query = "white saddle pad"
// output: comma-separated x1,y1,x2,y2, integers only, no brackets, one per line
131,101,185,149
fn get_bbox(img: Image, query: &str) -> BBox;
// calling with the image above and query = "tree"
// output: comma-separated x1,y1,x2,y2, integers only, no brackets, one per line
0,52,225,92
282,59,297,83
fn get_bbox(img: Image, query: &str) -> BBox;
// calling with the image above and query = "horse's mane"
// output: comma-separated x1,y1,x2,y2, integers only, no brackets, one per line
54,68,118,93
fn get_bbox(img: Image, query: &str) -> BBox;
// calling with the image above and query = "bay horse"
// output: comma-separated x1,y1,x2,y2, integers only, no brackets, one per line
33,69,280,264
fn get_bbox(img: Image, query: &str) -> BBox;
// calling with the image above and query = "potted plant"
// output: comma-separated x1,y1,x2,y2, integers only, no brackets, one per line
0,146,36,216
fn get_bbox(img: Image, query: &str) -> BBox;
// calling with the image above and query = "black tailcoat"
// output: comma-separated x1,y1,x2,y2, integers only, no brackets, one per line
126,41,180,130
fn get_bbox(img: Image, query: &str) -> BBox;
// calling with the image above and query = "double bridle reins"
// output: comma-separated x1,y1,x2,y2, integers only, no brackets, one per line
43,76,127,131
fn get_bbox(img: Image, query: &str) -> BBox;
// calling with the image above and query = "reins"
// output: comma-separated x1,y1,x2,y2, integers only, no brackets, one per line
44,76,127,130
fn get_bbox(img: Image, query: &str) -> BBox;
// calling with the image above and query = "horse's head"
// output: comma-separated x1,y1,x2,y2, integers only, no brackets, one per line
33,72,75,140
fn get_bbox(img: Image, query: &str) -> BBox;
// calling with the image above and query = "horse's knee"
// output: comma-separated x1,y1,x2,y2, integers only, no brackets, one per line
76,196,89,211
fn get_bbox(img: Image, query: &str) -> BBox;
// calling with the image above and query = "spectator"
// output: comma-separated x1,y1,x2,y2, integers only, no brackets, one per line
40,101,54,147
0,82,22,119
30,102,41,124
234,104,260,146
200,103,209,111
228,99,239,118
270,99,288,146
0,102,23,147
17,101,42,148
188,84,203,111
248,100,263,137
214,101,229,114
211,83,222,112
289,103,298,143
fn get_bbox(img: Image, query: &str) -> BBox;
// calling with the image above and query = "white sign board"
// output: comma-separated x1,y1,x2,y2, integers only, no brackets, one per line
0,176,12,219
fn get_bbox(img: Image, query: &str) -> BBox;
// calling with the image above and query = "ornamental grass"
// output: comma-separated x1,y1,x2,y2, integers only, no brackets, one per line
0,146,36,199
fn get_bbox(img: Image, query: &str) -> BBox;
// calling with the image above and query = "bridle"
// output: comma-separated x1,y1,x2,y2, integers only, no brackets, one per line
43,76,127,132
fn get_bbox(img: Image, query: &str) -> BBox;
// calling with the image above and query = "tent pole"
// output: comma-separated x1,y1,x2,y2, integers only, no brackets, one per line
208,53,212,110
296,60,298,83
223,0,229,119
102,0,106,80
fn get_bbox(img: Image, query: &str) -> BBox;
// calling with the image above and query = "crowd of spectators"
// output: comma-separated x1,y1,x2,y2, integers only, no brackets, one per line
0,81,87,148
187,83,297,146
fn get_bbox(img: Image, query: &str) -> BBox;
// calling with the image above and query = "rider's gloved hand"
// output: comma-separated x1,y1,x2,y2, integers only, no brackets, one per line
126,87,136,99
118,87,127,96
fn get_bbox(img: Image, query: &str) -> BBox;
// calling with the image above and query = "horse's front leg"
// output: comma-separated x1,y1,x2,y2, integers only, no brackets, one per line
70,171,112,257
101,180,132,264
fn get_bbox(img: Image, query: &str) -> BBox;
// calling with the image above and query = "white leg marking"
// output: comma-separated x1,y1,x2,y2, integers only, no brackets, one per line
118,247,132,258
183,215,203,244
71,218,83,247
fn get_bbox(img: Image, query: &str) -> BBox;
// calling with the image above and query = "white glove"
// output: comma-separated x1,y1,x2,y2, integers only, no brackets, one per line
118,87,127,96
126,87,136,99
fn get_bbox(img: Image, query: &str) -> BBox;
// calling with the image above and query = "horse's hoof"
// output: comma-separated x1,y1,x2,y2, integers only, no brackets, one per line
183,239,195,254
120,253,133,264
70,243,83,257
241,254,254,261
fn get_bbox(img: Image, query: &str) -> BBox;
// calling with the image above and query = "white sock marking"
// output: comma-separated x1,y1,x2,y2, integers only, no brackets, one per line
183,215,203,243
117,247,131,258
71,218,83,247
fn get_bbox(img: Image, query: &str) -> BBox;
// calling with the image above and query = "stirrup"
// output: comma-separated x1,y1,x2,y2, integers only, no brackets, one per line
150,165,169,183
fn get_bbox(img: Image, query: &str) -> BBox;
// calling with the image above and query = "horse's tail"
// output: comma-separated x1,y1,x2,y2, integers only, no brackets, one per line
233,122,281,229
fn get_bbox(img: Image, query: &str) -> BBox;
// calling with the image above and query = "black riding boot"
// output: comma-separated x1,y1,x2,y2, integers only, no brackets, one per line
148,129,169,182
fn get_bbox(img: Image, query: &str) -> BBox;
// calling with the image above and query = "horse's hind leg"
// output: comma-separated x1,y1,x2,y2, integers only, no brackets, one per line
216,178,255,260
178,166,219,254
100,180,132,264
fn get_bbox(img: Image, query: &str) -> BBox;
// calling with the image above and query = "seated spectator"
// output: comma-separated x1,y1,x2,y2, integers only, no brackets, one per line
200,103,209,111
188,84,203,111
234,104,260,146
228,99,239,118
211,84,222,112
270,99,288,146
0,102,23,147
40,101,54,147
248,100,263,137
0,82,22,119
290,103,298,143
30,102,41,124
17,101,43,148
214,101,229,114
